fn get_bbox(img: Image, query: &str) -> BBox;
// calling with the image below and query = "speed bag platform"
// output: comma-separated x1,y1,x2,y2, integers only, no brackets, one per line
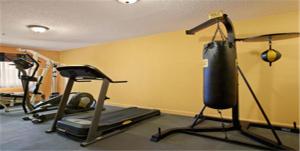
203,41,237,109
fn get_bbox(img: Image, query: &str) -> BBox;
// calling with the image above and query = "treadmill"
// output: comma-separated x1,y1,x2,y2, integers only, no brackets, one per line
46,65,160,147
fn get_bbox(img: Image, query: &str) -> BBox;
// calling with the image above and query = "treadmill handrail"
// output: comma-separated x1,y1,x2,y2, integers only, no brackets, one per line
74,78,127,83
111,80,128,83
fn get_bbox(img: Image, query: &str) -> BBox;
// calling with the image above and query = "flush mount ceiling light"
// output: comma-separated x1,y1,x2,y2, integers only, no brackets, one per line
117,0,139,4
27,25,49,33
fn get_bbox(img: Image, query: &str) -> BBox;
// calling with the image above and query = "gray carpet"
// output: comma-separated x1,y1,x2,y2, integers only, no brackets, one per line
0,106,299,150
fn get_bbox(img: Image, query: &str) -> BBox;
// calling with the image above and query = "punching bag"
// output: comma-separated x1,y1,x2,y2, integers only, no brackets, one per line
203,41,237,109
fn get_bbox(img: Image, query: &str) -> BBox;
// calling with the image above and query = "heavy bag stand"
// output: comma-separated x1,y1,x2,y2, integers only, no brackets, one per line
151,14,294,150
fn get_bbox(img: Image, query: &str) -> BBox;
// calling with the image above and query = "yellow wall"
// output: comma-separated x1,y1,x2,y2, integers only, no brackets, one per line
60,11,299,127
0,45,61,98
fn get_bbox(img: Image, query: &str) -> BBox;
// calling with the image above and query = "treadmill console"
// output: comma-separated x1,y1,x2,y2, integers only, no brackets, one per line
57,65,113,81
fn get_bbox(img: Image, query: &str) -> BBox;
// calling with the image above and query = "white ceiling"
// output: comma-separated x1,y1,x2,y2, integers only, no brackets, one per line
0,0,299,51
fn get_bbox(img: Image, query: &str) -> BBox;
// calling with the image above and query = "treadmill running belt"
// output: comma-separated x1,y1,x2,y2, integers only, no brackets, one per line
56,107,160,138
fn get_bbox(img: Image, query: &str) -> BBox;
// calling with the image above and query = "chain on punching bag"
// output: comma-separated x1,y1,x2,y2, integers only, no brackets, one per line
203,23,238,109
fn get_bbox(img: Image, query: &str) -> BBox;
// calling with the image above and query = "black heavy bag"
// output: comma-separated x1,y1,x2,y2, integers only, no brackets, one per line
203,41,237,109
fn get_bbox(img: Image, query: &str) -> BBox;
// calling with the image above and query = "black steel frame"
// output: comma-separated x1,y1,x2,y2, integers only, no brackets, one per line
151,14,295,150
198,115,299,134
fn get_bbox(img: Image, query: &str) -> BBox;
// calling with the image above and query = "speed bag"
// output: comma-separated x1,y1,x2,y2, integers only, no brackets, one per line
203,41,237,109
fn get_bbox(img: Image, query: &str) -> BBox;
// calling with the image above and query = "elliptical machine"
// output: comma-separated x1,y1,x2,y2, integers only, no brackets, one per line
13,53,60,113
14,50,96,123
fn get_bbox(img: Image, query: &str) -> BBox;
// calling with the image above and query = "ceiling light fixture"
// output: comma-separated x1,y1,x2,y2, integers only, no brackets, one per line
27,25,49,33
117,0,139,4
